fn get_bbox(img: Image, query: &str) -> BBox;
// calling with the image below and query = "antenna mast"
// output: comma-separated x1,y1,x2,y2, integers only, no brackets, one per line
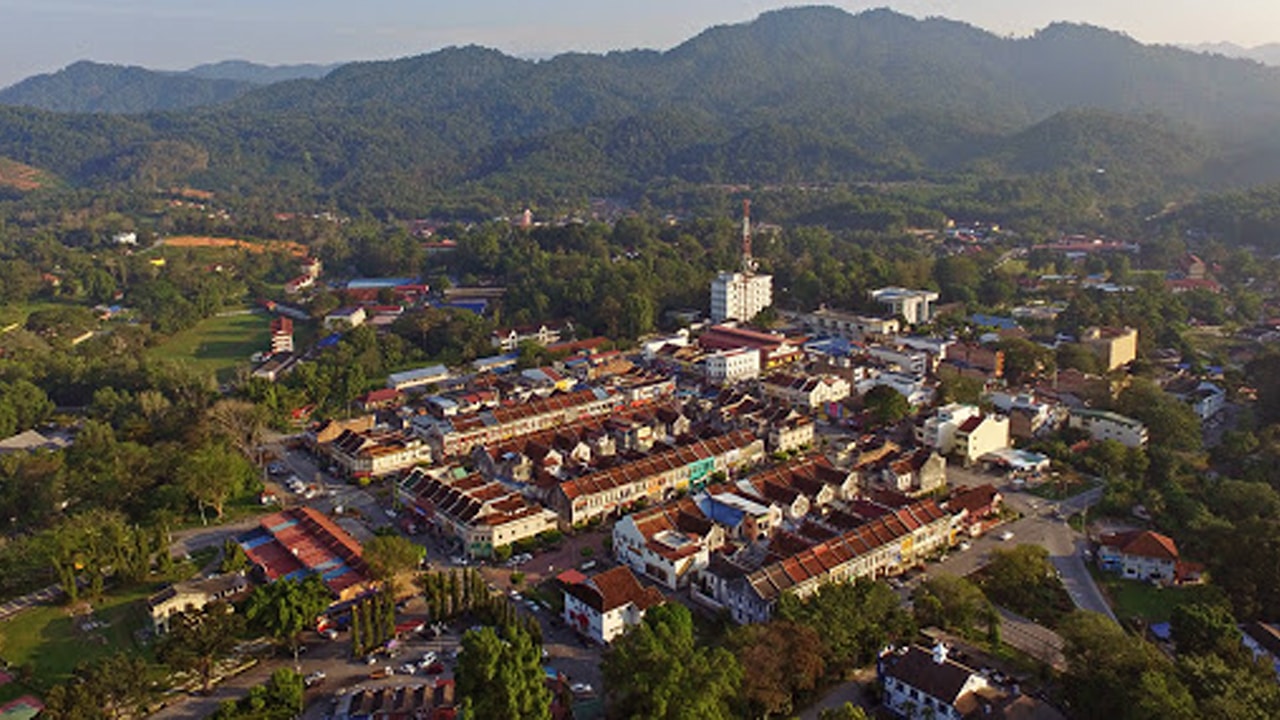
741,199,757,274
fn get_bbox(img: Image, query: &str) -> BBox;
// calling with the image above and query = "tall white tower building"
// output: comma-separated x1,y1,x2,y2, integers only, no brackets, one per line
710,200,773,323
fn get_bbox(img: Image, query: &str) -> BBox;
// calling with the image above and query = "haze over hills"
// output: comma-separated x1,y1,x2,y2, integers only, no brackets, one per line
2,6,1280,213
0,60,341,114
1183,42,1280,67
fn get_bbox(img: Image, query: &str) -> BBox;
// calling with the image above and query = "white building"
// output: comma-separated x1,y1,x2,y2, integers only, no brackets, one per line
857,372,934,407
710,271,773,323
324,306,367,331
704,347,761,384
563,566,666,645
918,404,983,453
880,644,994,720
953,414,1011,466
387,365,452,392
801,307,900,341
613,498,723,590
871,287,941,325
1069,409,1148,448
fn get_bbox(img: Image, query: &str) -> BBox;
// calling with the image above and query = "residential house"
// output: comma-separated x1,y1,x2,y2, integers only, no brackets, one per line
879,643,996,720
147,573,249,634
767,416,814,454
562,566,666,645
881,448,947,497
1069,409,1148,448
940,342,1004,380
918,404,983,454
1097,530,1190,585
356,388,403,412
612,498,723,590
421,388,619,458
946,484,1003,537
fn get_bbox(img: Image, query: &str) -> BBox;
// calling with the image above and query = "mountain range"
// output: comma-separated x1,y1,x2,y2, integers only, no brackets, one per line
2,7,1280,214
0,60,337,113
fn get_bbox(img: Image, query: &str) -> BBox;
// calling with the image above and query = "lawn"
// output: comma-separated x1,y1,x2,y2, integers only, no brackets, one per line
0,585,156,699
0,302,67,331
1027,474,1099,501
1091,569,1222,624
147,310,273,381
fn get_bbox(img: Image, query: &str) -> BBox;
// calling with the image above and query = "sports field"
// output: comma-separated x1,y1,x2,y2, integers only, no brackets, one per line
146,310,273,381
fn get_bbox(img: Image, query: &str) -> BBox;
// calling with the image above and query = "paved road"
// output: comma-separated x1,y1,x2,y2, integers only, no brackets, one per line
943,466,1116,622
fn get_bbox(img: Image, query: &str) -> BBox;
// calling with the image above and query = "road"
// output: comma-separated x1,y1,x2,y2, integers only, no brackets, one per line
942,466,1116,621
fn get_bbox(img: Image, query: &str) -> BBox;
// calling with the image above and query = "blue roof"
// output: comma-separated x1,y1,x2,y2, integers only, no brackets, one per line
697,495,745,527
317,333,342,349
347,277,418,289
970,314,1020,331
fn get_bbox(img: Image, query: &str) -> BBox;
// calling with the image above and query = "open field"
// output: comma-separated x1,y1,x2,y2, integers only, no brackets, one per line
0,585,155,699
147,311,272,381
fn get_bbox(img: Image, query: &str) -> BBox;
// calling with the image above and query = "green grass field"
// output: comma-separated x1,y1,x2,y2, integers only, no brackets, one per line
147,310,273,381
0,302,68,331
0,586,156,699
1091,568,1222,624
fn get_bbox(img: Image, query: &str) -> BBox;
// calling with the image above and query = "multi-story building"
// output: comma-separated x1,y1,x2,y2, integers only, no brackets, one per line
801,307,900,342
323,306,367,331
563,566,666,645
1097,530,1185,584
269,316,294,354
548,430,766,526
420,387,620,458
612,497,723,590
696,497,954,624
397,468,559,558
327,429,432,479
1069,408,1148,448
710,271,773,323
871,287,940,325
879,644,995,720
760,373,851,411
147,573,250,635
704,348,761,385
918,404,983,454
952,414,1011,466
1081,326,1138,371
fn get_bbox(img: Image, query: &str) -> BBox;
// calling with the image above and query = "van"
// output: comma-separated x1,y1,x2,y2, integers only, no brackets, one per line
580,560,597,571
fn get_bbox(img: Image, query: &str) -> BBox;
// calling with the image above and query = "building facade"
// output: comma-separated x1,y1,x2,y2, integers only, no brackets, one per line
710,271,773,323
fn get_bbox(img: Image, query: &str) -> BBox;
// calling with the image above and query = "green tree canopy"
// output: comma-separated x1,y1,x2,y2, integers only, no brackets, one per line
455,624,551,720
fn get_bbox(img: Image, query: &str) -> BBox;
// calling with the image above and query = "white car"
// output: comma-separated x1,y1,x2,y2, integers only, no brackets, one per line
571,683,594,696
304,670,326,687
999,531,1015,541
421,651,438,665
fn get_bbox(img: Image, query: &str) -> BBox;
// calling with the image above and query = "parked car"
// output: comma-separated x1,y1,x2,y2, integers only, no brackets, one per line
398,663,418,675
422,661,445,675
999,531,1015,541
304,670,326,687
571,683,595,696
370,667,394,679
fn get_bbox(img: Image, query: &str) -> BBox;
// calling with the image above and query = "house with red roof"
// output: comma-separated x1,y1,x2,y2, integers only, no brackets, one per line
1097,530,1192,585
562,565,666,644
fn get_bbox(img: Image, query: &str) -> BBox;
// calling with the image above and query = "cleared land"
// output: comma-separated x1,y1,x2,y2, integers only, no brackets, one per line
147,311,272,381
0,158,50,192
161,235,308,257
1091,568,1221,624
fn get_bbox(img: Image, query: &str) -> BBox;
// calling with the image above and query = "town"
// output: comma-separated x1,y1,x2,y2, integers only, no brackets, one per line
2,183,1276,720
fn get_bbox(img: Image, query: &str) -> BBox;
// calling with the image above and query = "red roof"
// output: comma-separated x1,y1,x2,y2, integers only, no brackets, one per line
1101,530,1179,562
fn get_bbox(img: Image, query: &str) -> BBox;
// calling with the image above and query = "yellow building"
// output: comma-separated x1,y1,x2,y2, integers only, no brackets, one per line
1081,326,1138,371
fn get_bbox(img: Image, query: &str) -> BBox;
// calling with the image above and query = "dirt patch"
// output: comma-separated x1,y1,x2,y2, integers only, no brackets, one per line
0,158,50,192
162,235,309,257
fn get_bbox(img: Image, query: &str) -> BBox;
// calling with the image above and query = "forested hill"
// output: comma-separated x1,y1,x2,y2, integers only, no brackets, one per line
0,60,340,114
0,61,256,113
3,6,1280,213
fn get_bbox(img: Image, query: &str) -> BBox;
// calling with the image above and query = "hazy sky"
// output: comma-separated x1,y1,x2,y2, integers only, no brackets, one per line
1,1,1277,87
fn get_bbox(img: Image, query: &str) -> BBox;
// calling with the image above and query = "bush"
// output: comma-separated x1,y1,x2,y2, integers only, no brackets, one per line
494,545,513,562
580,547,594,559
537,529,563,546
510,572,525,586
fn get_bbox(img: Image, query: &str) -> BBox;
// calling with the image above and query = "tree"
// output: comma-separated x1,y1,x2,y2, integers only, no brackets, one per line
979,545,1060,621
1170,602,1242,658
455,624,551,720
1059,611,1196,720
158,602,246,693
913,574,991,638
42,653,151,720
731,620,825,717
243,575,331,665
862,385,910,426
776,580,915,674
178,441,256,522
363,534,425,594
819,703,869,720
603,603,741,720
